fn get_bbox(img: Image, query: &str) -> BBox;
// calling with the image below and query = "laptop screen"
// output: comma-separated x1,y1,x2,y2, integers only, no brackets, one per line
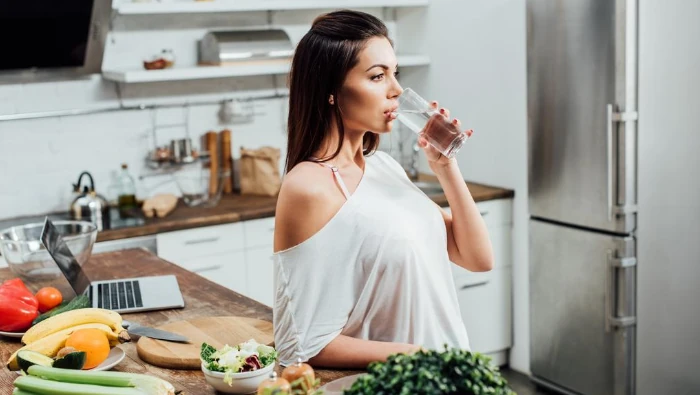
40,218,91,296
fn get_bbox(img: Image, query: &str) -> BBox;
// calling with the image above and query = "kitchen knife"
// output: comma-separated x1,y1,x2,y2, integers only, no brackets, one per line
122,320,189,343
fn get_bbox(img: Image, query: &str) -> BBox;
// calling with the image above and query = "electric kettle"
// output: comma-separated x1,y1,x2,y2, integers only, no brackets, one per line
69,171,110,230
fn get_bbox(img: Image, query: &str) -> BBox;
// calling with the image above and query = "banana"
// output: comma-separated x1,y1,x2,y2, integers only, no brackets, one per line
22,308,123,345
7,322,118,371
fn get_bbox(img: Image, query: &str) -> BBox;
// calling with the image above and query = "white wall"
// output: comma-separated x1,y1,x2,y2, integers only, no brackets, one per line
0,100,288,218
399,0,529,373
637,1,700,393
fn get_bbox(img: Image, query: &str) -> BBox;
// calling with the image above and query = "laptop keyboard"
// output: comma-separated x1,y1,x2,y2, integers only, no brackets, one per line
97,281,143,310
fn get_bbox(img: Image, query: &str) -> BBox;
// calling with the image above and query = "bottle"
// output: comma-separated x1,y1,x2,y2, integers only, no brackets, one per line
117,163,138,219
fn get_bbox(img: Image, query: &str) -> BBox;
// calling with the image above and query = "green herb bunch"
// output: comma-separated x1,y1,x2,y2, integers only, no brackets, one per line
343,346,516,395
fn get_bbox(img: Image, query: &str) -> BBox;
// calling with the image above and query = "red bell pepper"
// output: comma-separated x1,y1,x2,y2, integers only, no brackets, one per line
0,294,39,332
0,278,39,309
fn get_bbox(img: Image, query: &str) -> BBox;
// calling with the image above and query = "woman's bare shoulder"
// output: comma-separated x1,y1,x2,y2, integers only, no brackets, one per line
280,162,330,198
274,162,344,252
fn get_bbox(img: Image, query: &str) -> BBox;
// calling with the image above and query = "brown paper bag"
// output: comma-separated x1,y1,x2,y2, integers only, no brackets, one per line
239,146,282,196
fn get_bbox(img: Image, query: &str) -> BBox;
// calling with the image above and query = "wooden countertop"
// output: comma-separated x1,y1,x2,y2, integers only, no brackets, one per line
0,249,362,395
97,179,513,242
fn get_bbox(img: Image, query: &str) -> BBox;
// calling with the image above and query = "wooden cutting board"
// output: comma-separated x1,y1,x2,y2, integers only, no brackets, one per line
136,316,273,370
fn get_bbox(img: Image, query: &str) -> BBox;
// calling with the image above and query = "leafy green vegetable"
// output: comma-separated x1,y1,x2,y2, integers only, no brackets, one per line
343,346,516,395
200,341,278,378
200,343,225,372
200,343,217,363
257,344,278,368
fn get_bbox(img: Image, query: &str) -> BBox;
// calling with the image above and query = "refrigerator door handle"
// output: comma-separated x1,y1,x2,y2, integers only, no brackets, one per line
605,251,638,332
606,104,639,221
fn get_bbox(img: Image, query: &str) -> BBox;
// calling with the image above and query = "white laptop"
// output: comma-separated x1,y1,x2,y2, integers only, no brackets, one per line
41,218,185,313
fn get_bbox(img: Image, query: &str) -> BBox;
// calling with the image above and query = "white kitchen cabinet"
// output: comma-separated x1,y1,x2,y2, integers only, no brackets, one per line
179,250,247,296
245,247,274,307
243,217,276,307
157,222,249,296
445,198,514,365
156,219,276,306
0,255,6,268
243,217,275,250
157,223,245,262
455,266,512,366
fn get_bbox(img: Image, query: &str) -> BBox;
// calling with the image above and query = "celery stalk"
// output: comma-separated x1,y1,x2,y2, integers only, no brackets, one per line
27,365,175,395
13,388,41,395
14,376,143,395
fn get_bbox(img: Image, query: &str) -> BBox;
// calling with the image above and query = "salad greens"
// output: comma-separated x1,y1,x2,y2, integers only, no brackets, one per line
343,345,516,395
201,339,278,385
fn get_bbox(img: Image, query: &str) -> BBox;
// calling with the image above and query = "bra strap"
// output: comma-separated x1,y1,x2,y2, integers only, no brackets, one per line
310,159,351,200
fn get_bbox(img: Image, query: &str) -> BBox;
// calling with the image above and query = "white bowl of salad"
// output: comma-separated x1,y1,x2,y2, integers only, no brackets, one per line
200,339,278,394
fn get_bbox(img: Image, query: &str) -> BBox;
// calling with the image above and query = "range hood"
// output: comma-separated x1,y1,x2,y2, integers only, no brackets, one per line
0,0,111,83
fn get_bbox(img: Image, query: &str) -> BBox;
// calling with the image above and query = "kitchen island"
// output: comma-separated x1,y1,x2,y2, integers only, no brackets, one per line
0,249,362,395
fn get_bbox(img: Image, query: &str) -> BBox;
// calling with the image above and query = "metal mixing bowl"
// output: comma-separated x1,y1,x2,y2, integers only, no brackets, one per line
0,221,97,284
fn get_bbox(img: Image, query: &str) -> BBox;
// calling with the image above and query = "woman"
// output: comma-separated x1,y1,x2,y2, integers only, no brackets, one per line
273,9,493,369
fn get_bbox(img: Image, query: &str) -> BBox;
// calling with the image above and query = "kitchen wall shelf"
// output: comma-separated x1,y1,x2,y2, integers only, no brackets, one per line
114,0,429,15
102,54,430,83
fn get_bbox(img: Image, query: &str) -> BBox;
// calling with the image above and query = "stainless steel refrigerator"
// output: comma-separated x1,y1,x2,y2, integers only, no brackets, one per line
527,0,700,394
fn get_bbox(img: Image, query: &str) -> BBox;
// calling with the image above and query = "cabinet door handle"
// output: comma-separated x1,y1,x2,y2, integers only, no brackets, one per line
459,280,489,290
184,237,220,245
480,211,489,216
193,264,223,273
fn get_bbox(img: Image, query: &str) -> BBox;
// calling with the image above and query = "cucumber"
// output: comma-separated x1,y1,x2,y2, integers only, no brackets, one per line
53,351,87,370
32,295,91,326
17,350,54,373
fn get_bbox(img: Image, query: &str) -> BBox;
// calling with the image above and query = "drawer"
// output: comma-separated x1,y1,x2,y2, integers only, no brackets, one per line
450,224,512,279
179,250,247,297
475,199,512,228
93,235,157,255
454,266,512,354
443,198,512,228
244,217,275,249
157,222,244,262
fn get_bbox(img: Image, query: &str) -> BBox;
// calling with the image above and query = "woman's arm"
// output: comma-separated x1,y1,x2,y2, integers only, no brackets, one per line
309,334,419,369
417,105,493,272
434,161,494,272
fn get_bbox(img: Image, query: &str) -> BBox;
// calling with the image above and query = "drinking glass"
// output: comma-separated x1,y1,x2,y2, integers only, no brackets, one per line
396,88,468,158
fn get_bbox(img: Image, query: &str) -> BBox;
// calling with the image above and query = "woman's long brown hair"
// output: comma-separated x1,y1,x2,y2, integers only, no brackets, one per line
285,10,390,173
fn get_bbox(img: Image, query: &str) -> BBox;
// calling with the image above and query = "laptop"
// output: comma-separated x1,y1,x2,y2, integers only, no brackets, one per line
41,217,185,313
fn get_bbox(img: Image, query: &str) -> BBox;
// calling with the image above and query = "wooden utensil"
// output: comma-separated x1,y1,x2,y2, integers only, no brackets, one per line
135,316,273,370
220,129,233,194
206,131,219,196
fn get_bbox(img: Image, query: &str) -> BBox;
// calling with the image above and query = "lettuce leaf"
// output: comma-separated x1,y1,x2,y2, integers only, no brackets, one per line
201,343,226,372
257,344,278,367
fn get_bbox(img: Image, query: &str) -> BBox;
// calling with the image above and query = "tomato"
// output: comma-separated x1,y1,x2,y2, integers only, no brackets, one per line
35,287,63,313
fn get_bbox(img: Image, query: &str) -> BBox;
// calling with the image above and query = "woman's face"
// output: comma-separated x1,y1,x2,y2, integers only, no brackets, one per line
336,37,403,134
